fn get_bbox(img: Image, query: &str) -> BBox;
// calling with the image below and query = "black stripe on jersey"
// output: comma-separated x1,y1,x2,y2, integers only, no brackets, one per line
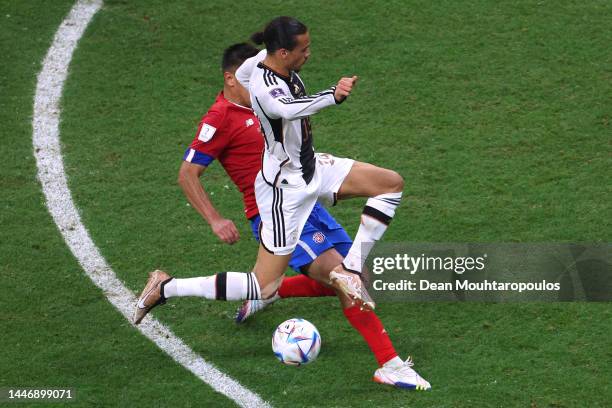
262,68,278,87
276,188,283,247
265,70,272,86
313,90,334,97
259,151,273,188
276,188,285,247
311,90,334,97
272,186,278,247
277,90,334,104
258,221,274,254
262,69,269,87
299,118,315,184
278,98,316,104
268,69,278,85
272,187,278,247
255,96,283,144
278,188,286,247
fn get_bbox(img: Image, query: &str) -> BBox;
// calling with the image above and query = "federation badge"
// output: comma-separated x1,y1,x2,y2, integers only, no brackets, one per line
197,123,216,142
269,88,286,98
312,232,325,244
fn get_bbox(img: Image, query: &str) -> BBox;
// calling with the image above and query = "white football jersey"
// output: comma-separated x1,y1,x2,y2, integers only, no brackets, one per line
236,50,338,187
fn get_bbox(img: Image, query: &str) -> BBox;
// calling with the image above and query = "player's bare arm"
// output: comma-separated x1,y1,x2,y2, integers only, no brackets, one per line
178,161,240,244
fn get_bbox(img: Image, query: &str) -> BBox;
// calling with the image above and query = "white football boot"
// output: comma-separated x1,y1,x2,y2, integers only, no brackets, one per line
235,293,280,323
329,265,375,311
373,356,431,390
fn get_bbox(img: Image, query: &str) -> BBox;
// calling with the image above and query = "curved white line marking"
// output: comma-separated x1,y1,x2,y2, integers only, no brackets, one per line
32,1,270,407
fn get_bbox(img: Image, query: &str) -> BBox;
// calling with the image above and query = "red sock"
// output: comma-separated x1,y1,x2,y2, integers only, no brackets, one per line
343,305,398,367
277,275,336,298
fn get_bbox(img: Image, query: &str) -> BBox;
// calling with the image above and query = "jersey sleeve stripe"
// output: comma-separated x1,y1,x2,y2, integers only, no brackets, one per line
278,99,317,104
277,90,334,104
183,148,214,166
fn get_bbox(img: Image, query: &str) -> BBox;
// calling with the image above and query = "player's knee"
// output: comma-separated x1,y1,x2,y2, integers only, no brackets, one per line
387,170,404,193
177,172,185,186
177,167,190,186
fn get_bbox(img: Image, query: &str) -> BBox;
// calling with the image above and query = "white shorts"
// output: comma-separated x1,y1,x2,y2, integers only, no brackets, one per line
255,153,354,255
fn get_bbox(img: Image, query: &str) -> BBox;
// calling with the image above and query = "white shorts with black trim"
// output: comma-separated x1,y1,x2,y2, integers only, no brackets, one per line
255,153,354,255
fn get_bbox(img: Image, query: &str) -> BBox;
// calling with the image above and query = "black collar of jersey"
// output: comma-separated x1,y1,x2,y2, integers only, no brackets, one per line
257,62,292,82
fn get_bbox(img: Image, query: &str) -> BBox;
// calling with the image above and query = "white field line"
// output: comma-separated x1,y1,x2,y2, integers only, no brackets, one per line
31,1,270,407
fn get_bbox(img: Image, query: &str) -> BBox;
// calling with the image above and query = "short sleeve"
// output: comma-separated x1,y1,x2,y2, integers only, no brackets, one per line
183,105,229,166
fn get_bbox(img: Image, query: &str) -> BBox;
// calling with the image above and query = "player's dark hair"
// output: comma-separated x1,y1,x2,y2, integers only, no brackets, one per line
222,42,259,72
250,16,308,53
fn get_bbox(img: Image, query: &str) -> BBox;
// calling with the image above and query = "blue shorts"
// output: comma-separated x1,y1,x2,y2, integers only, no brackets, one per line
250,203,352,273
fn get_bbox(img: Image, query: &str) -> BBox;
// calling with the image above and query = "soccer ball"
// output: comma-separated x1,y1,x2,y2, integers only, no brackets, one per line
272,318,321,366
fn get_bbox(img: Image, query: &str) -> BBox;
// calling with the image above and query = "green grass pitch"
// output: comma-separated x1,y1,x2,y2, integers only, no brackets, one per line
2,0,611,406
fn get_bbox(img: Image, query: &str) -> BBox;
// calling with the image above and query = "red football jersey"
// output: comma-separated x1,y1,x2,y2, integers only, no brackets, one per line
183,92,263,219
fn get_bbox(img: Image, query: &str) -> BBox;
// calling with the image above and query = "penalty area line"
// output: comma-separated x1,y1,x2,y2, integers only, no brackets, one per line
31,1,271,407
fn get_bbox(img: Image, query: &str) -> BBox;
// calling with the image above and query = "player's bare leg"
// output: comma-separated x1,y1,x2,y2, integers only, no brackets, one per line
302,248,360,309
236,250,340,323
237,248,357,323
134,244,289,324
305,248,429,386
337,161,404,199
329,161,404,310
252,245,292,298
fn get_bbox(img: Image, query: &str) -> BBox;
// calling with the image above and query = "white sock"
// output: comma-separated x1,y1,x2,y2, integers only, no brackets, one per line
343,192,402,273
383,356,404,368
162,272,260,301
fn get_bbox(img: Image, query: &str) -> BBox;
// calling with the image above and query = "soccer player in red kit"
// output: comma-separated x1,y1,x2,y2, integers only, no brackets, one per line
135,42,430,389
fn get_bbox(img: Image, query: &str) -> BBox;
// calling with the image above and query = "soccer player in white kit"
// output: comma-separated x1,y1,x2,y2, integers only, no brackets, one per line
237,18,404,311
135,17,430,390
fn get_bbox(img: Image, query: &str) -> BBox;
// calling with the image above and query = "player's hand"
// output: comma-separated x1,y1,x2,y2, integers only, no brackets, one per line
334,76,358,103
210,218,240,244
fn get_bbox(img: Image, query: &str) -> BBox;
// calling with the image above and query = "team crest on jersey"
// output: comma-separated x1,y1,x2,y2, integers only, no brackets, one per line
312,232,325,244
245,118,255,127
269,88,286,98
198,123,216,142
292,83,302,96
